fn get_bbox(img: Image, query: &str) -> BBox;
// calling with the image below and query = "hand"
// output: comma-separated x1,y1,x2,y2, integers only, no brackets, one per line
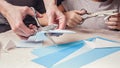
46,5,66,29
105,13,120,30
65,10,86,28
3,5,42,39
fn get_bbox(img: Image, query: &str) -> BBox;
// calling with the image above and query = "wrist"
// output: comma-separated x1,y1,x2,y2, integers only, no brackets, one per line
0,1,13,17
43,0,57,10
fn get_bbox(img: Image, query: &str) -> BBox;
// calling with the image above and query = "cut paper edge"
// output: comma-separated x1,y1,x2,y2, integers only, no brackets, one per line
54,41,94,66
93,38,120,48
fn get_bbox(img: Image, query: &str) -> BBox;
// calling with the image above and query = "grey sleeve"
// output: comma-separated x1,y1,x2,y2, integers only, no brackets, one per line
62,0,75,11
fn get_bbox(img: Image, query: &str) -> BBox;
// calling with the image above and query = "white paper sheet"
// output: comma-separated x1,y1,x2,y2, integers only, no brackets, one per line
84,38,120,49
5,40,42,48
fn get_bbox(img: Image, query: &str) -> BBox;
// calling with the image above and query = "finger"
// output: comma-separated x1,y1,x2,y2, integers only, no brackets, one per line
105,21,117,26
18,21,35,37
72,17,81,25
111,13,120,17
74,10,86,15
16,34,28,40
108,26,118,30
58,15,66,29
67,20,77,28
29,24,34,29
108,17,120,22
13,28,26,37
47,12,56,25
75,15,83,24
28,24,37,29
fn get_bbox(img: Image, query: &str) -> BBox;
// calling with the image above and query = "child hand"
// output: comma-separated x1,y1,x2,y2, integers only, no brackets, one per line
64,10,86,28
105,13,120,30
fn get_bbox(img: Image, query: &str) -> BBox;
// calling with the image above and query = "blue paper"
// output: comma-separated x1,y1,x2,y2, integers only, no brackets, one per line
32,40,83,57
32,41,85,67
53,47,120,68
31,37,120,68
31,37,97,57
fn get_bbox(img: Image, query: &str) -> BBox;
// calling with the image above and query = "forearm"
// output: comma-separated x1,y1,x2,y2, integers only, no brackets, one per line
0,0,12,17
38,5,65,26
43,0,57,9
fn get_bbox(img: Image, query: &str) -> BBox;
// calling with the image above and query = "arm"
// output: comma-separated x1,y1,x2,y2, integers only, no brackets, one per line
0,0,11,17
43,0,66,29
38,5,65,26
0,0,42,39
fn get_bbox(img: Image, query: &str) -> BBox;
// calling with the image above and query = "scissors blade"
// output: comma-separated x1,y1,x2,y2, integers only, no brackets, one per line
31,7,57,44
90,9,118,17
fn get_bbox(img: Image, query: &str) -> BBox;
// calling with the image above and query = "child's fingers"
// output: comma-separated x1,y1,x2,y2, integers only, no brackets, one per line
74,10,86,15
105,21,118,26
108,17,120,22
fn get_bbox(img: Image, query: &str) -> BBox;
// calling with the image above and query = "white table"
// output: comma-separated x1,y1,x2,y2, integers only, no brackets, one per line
0,28,120,68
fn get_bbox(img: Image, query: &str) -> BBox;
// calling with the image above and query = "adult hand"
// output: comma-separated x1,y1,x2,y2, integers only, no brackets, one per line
46,4,66,29
105,13,120,30
2,5,42,39
65,10,86,28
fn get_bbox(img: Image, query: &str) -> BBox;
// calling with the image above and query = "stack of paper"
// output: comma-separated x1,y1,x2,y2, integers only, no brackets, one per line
31,37,120,68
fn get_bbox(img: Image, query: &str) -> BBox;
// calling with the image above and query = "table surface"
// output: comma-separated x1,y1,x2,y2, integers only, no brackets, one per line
0,28,120,68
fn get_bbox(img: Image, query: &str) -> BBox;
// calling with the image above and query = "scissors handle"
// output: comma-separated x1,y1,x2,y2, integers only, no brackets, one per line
30,7,42,28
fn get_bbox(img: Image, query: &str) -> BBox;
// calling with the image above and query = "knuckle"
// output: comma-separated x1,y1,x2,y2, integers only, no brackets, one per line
16,23,22,28
70,16,75,20
23,6,29,11
12,28,17,32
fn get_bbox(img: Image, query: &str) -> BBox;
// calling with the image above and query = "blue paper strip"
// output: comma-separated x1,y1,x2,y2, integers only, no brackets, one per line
31,36,98,57
32,40,83,57
53,47,120,68
32,37,120,68
32,41,85,67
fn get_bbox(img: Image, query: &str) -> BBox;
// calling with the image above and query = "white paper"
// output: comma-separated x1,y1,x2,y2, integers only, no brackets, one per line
16,41,43,48
54,38,120,66
5,40,42,48
41,30,76,34
93,38,120,48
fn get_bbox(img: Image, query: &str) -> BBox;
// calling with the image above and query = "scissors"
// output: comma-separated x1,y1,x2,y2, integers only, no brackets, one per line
30,7,57,44
81,9,118,24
